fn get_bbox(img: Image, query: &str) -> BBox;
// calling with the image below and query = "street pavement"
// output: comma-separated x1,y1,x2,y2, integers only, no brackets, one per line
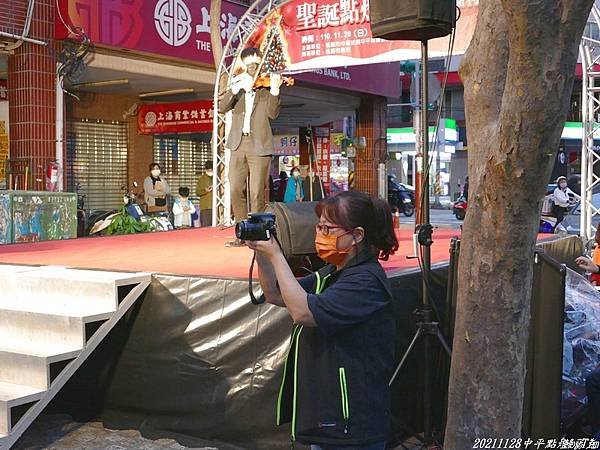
400,208,463,231
13,414,239,450
14,414,424,450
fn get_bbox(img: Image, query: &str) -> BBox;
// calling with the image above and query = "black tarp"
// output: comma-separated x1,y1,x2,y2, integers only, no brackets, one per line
47,267,451,449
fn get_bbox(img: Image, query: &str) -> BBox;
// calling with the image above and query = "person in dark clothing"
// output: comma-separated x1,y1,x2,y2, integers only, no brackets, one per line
247,191,399,450
462,176,469,201
276,170,288,202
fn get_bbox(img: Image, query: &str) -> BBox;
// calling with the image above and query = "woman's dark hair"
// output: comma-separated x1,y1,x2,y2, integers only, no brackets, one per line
315,191,399,260
179,186,190,197
149,162,161,171
279,171,288,180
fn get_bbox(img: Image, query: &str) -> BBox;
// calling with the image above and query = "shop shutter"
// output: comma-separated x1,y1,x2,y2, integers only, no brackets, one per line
153,137,211,197
66,119,128,211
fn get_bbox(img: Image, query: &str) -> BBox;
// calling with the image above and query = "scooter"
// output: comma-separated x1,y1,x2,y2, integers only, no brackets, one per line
89,182,171,235
388,181,415,217
453,195,467,220
538,193,577,234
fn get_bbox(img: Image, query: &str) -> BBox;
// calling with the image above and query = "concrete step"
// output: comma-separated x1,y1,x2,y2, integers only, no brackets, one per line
0,342,81,389
0,296,116,318
0,382,44,436
0,309,108,350
0,266,151,447
0,265,46,275
0,267,150,313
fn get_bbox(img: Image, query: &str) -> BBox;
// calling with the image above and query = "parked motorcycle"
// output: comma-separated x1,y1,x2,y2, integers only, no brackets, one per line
453,195,467,220
388,178,415,217
89,182,171,235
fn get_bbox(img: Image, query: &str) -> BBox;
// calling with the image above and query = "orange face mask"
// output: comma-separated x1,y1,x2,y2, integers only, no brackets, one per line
315,231,353,266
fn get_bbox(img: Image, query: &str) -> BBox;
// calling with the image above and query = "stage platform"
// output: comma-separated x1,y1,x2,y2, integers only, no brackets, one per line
0,226,460,278
1,228,573,449
0,226,460,449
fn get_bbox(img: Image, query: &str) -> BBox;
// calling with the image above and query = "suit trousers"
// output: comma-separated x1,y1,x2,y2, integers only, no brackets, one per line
229,136,271,222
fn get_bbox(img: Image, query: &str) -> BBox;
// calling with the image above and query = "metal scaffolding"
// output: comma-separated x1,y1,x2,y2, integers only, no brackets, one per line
580,4,600,239
211,0,289,226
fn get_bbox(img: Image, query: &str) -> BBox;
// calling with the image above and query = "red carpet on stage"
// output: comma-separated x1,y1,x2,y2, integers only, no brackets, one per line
0,227,460,278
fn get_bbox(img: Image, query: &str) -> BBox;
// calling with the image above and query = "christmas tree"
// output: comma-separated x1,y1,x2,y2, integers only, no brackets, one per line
262,26,288,73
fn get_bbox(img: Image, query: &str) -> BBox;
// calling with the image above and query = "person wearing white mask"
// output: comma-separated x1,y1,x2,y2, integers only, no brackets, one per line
284,167,304,203
218,47,282,246
196,160,214,227
552,175,579,226
144,162,171,213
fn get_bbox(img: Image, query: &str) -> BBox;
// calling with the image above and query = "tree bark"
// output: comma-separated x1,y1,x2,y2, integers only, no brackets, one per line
210,0,223,67
444,0,593,448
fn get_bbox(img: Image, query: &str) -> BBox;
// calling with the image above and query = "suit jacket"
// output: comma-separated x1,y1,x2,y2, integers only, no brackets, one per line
219,87,280,155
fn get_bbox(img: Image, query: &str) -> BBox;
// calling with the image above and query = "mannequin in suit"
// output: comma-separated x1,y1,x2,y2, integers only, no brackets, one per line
219,47,281,247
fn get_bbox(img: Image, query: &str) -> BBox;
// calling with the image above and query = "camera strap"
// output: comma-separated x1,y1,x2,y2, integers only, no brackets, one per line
248,235,283,305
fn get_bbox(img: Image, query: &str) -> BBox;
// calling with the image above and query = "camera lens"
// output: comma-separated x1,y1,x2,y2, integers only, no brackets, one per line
235,221,246,240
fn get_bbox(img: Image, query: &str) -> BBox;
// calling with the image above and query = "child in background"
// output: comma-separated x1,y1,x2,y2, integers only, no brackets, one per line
591,227,600,285
173,187,195,229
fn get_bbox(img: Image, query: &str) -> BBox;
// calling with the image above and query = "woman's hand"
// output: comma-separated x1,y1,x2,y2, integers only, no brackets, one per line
245,236,282,260
575,256,599,273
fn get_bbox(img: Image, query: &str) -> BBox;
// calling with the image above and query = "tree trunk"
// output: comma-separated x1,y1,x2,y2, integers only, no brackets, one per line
210,0,223,67
444,1,593,448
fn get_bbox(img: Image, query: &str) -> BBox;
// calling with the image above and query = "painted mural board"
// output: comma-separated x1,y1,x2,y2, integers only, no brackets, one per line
0,191,77,244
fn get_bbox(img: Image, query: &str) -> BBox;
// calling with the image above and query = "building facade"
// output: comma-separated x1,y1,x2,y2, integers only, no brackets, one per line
1,0,396,215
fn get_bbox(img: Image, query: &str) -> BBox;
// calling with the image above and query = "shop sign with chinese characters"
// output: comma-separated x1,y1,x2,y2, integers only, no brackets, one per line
55,0,246,65
138,101,213,134
245,0,478,73
273,134,299,156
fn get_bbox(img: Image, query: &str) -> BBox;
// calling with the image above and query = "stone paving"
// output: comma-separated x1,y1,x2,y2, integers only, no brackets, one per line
12,414,424,450
13,414,238,450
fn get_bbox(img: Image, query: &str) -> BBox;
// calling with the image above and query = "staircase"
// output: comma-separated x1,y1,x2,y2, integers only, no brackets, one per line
0,264,151,449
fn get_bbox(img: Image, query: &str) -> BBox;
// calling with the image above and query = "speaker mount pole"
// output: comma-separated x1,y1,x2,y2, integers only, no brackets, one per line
420,38,433,444
389,39,451,447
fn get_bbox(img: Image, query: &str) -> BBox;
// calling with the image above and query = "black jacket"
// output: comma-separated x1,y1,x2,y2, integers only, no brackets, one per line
277,253,396,446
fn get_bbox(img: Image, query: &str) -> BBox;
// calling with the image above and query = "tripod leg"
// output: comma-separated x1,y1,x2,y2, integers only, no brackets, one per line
435,328,452,357
389,327,423,386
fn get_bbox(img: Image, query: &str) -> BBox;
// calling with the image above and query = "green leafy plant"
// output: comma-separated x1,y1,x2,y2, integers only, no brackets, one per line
104,206,157,235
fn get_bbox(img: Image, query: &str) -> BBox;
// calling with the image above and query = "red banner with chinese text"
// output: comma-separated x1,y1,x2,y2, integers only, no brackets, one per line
245,0,477,73
138,101,213,135
314,126,331,184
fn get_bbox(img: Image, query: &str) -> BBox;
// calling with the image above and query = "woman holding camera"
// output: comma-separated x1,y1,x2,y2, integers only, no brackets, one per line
247,191,399,450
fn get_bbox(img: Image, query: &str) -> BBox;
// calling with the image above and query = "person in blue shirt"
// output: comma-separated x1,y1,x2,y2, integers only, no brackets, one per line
284,167,304,203
247,191,399,450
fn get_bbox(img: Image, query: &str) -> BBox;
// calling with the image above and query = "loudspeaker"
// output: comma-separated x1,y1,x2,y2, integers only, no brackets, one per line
266,201,319,258
369,0,456,41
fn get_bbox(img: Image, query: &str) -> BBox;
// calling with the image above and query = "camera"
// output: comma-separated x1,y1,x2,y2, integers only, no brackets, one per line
235,213,276,241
